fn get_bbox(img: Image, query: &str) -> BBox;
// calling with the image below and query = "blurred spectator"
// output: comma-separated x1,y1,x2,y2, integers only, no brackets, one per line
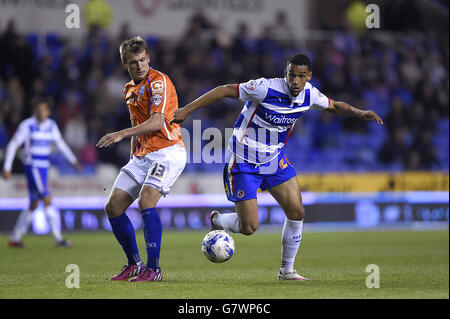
81,138,99,166
408,131,439,170
399,49,422,91
313,111,341,150
405,102,435,137
64,113,88,156
56,50,81,89
105,65,128,100
416,82,448,118
0,20,18,79
426,52,446,88
378,127,411,169
117,23,131,43
231,22,252,61
385,96,407,133
186,11,216,37
270,11,295,48
11,35,35,91
5,77,24,112
57,90,83,127
0,113,8,149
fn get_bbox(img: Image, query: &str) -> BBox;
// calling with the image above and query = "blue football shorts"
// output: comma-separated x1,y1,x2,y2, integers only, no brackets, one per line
223,148,297,202
24,165,50,201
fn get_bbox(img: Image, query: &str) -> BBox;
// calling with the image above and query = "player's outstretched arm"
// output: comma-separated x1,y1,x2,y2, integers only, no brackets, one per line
327,100,383,125
171,84,239,124
2,126,26,178
96,113,165,149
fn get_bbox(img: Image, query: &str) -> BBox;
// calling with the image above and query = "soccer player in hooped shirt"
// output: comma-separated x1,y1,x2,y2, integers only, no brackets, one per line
96,36,186,282
2,100,82,247
172,54,383,280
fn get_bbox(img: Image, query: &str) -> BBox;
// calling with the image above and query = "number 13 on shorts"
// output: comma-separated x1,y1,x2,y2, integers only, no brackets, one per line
149,163,166,179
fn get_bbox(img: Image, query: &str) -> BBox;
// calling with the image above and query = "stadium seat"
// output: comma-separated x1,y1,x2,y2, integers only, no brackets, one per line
436,119,449,134
46,33,63,51
26,33,43,64
145,36,160,47
26,33,39,52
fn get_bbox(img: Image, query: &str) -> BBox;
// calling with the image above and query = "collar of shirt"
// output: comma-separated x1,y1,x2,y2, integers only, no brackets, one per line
32,116,50,128
132,67,151,85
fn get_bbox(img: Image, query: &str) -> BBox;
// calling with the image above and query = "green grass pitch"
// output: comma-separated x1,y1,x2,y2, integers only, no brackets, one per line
0,229,448,299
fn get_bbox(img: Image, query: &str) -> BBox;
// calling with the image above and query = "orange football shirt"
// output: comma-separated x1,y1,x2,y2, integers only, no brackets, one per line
123,68,184,156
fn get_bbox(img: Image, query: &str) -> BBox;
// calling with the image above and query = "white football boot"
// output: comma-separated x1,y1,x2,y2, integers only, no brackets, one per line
278,269,312,281
210,211,224,231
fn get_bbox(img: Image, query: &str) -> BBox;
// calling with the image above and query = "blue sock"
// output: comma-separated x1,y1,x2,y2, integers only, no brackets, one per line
109,213,141,265
140,208,162,270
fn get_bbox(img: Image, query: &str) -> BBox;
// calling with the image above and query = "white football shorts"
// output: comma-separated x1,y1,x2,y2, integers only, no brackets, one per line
112,144,186,200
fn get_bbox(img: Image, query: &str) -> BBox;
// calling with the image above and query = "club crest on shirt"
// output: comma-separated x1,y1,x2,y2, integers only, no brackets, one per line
152,94,163,106
246,80,257,91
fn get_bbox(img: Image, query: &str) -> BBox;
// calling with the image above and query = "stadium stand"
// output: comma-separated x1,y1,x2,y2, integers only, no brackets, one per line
0,9,448,175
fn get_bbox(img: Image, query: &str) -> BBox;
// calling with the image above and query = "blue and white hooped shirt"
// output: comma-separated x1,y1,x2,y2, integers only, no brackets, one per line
3,116,77,171
228,78,330,164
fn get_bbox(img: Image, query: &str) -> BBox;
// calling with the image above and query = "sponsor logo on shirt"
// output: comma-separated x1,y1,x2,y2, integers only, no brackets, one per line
151,80,164,93
126,95,142,104
264,112,298,125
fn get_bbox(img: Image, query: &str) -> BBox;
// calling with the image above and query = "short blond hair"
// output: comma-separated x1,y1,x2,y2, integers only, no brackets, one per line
119,36,148,62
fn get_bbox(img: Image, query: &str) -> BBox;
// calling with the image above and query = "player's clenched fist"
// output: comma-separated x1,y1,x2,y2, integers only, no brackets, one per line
170,107,190,124
96,132,125,148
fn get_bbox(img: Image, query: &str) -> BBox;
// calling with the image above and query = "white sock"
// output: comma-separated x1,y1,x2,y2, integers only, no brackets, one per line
280,218,304,274
217,213,241,233
11,209,33,242
44,206,63,242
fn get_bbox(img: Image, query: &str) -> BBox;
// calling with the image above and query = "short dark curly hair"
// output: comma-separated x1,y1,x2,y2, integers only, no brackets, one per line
286,53,311,71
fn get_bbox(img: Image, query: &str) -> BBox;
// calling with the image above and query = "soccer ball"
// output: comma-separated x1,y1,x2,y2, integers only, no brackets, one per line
201,230,235,263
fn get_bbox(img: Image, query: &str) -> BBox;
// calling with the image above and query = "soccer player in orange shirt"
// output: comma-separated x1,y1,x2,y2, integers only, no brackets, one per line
96,36,186,282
